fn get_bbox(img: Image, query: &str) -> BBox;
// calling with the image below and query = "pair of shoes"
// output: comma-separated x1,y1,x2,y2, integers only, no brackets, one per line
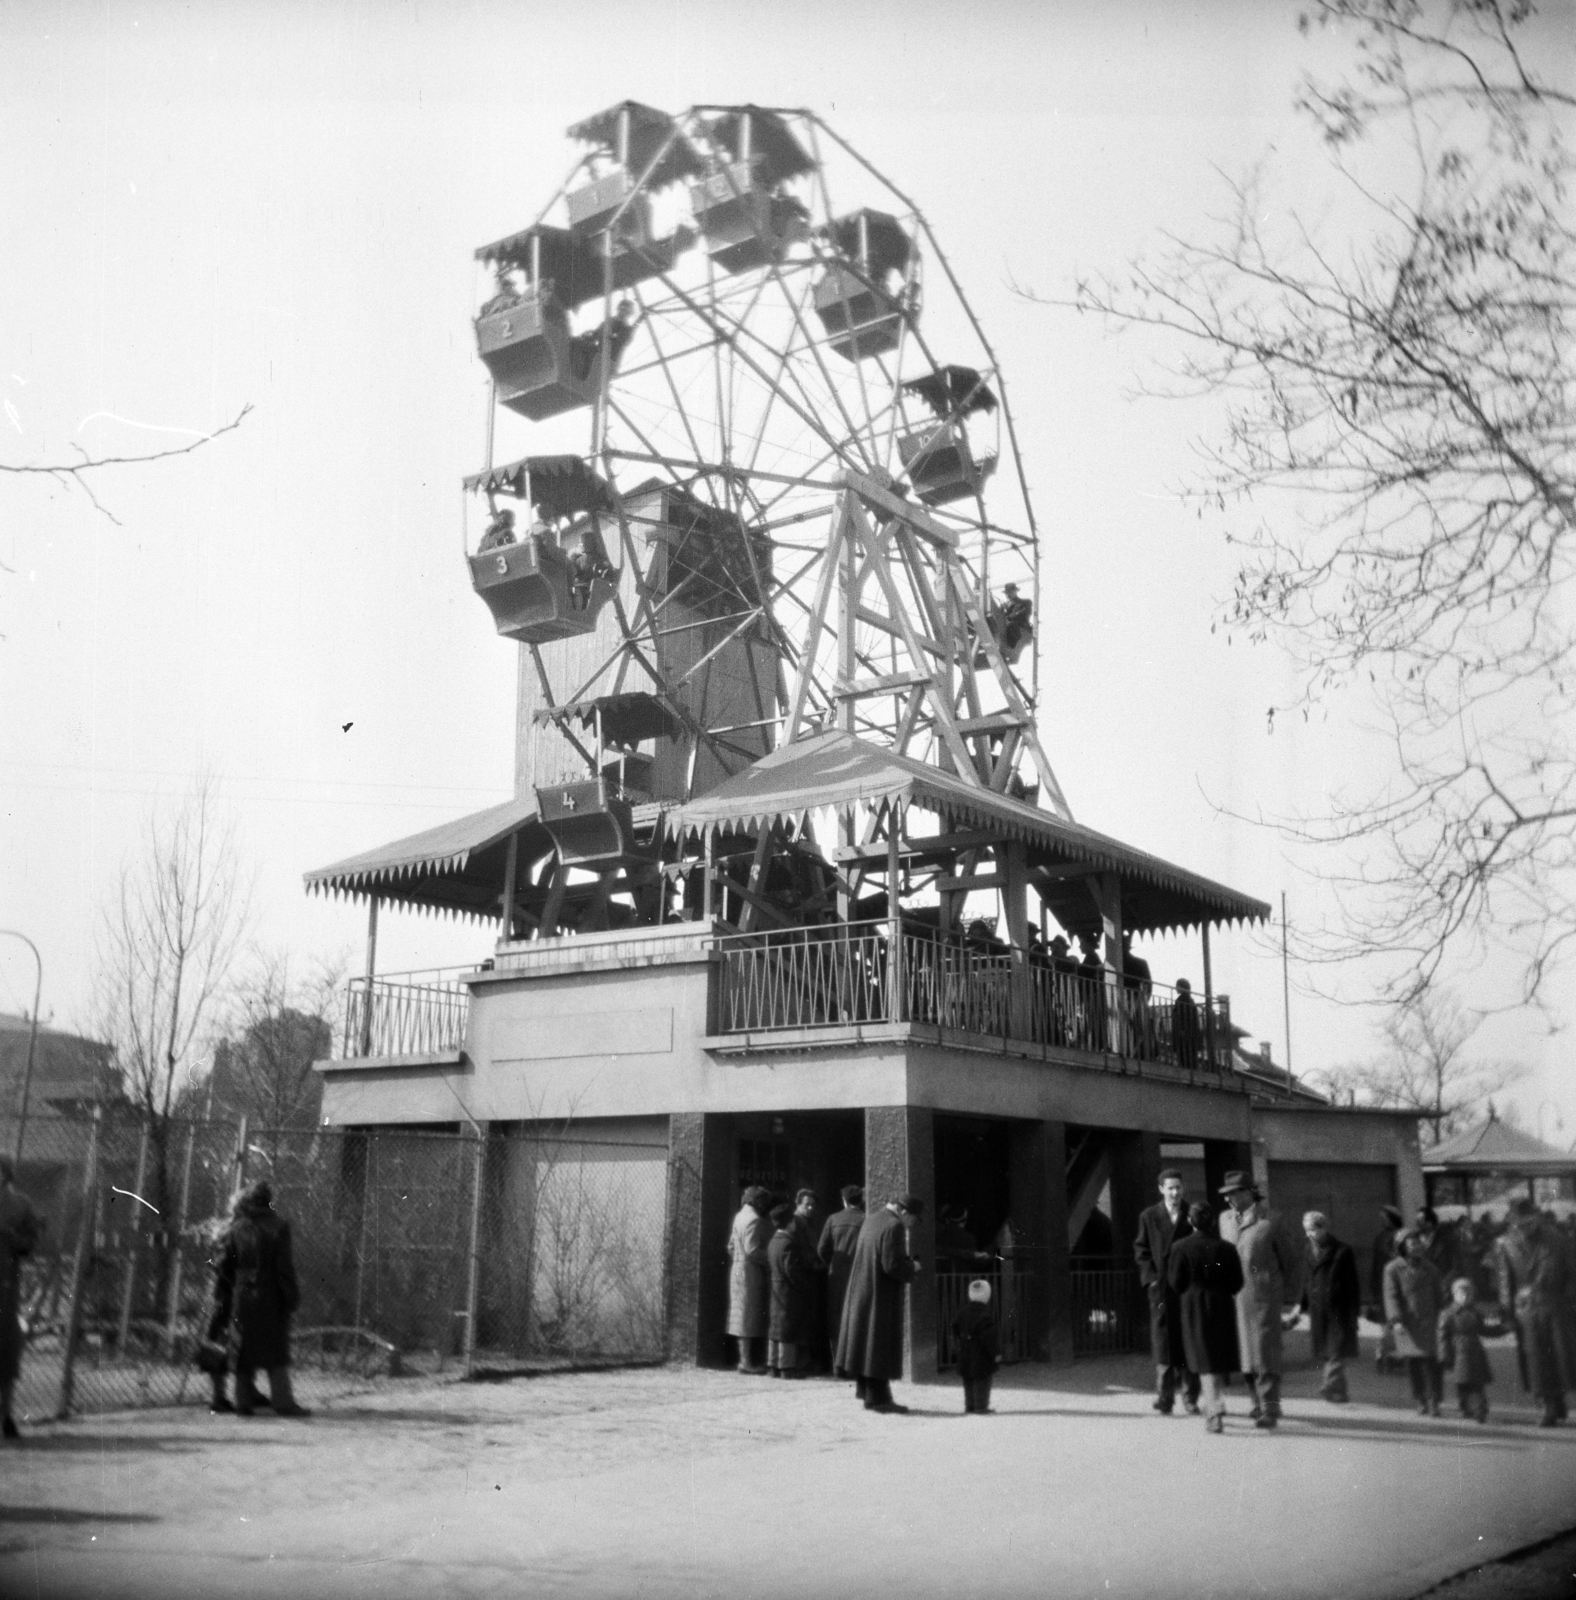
1416,1403,1431,1416
768,1369,782,1379
1249,1406,1263,1422
867,1402,910,1415
738,1365,768,1376
2,1416,18,1440
1428,1401,1441,1418
1254,1414,1278,1430
1151,1398,1173,1415
1323,1391,1349,1405
1538,1413,1559,1429
1206,1415,1224,1434
272,1404,313,1419
235,1405,255,1418
1183,1401,1201,1416
210,1398,235,1415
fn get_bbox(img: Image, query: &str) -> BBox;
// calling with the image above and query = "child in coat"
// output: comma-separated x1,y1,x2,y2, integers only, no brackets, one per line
952,1278,1000,1414
1437,1276,1494,1423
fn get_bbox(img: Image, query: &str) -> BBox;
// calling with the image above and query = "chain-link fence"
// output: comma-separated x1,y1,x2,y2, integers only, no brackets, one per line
5,1111,672,1423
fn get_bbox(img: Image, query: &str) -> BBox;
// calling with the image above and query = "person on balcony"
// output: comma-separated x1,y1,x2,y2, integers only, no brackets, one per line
818,1185,865,1374
1172,978,1200,1072
479,267,524,318
0,1156,43,1441
1134,1169,1198,1416
834,1194,924,1413
570,298,640,382
1121,933,1153,1059
1168,1202,1243,1434
726,1186,772,1375
1077,933,1106,1053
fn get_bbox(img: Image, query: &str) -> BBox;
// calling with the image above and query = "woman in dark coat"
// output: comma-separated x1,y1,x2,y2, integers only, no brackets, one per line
1299,1211,1361,1404
1167,1202,1242,1433
211,1181,308,1418
834,1195,922,1413
767,1202,819,1377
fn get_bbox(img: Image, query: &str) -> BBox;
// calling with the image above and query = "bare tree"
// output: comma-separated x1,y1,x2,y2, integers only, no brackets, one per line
95,778,251,1277
210,953,343,1151
1053,1,1576,1007
1309,988,1527,1144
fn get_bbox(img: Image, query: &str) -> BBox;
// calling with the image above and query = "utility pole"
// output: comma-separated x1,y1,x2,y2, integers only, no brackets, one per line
1281,892,1293,1100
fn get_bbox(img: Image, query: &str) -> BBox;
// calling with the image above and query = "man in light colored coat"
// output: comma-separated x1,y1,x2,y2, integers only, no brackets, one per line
1220,1171,1295,1429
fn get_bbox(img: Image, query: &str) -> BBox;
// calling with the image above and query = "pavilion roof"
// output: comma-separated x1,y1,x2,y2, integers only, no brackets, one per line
666,730,1270,935
1423,1114,1576,1173
303,796,551,921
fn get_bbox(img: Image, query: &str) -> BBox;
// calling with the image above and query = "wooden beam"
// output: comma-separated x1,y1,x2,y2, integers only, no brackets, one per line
836,467,957,547
832,669,933,700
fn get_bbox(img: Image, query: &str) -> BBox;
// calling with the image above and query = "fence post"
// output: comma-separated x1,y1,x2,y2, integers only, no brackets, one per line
163,1120,201,1355
114,1121,151,1353
462,1130,485,1377
57,1105,104,1419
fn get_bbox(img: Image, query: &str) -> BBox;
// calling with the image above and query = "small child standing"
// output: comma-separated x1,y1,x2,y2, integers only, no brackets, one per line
952,1278,1000,1414
1437,1276,1494,1423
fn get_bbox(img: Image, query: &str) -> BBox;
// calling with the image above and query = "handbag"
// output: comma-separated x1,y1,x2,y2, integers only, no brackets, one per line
194,1339,229,1377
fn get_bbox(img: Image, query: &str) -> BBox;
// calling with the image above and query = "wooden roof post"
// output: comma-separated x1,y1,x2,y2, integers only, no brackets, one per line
500,831,520,945
360,896,380,1058
886,804,903,1023
1003,837,1030,1039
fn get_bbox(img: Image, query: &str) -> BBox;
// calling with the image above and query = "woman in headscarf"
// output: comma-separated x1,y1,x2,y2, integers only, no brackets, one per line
211,1180,309,1418
1383,1227,1446,1416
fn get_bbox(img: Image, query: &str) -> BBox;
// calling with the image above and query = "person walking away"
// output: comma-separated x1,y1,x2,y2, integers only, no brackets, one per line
818,1185,865,1376
789,1188,830,1372
834,1194,923,1413
767,1201,819,1378
726,1186,773,1375
1495,1197,1575,1427
1437,1276,1495,1423
952,1278,999,1414
211,1181,310,1418
1168,1202,1243,1434
1220,1172,1293,1429
0,1156,43,1440
1384,1228,1446,1416
1370,1205,1405,1374
1134,1168,1198,1415
1299,1211,1361,1403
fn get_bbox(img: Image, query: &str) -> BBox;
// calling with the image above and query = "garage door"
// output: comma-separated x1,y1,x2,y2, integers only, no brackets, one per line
1269,1161,1397,1306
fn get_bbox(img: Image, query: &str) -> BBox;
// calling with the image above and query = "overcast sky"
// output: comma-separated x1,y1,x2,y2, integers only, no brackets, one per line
2,0,1569,1140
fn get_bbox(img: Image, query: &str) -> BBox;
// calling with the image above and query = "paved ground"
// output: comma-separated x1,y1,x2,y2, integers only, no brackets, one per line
3,1340,1574,1600
1420,1529,1576,1600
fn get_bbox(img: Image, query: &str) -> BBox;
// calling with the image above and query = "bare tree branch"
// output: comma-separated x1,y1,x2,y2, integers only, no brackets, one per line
1033,0,1576,1003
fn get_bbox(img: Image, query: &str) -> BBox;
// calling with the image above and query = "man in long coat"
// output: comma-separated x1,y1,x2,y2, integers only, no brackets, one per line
1133,1168,1199,1414
1299,1210,1361,1403
818,1185,865,1374
1220,1171,1294,1428
834,1194,922,1413
1168,1202,1242,1433
211,1180,308,1418
0,1156,43,1441
1496,1197,1576,1426
725,1185,772,1374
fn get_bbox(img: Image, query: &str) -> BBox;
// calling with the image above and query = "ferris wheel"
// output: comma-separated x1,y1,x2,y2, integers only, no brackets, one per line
461,102,1067,845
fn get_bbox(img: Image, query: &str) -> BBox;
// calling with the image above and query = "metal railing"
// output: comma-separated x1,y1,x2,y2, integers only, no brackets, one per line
1069,1256,1149,1356
936,1264,1039,1368
342,972,471,1059
713,921,1232,1073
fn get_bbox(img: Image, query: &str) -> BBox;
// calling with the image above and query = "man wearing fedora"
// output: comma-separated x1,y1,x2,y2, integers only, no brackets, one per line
1134,1168,1199,1415
834,1193,924,1414
1220,1171,1294,1429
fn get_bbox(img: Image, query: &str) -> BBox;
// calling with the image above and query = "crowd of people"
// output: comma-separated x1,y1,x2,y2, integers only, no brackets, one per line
1138,1173,1576,1433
